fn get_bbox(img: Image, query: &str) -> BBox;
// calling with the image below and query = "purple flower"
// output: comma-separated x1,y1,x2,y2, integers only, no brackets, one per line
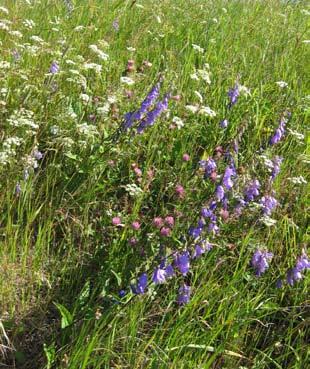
174,252,190,275
123,81,162,130
200,158,217,178
201,239,213,251
251,249,273,276
33,149,43,160
164,264,175,278
244,179,260,202
270,156,283,180
260,195,278,216
287,251,310,286
188,226,203,239
15,182,21,196
192,244,205,259
135,272,148,294
49,61,59,74
118,289,126,298
201,207,213,218
269,113,290,145
223,166,234,190
177,284,191,305
215,185,225,201
286,267,302,286
137,93,170,133
296,252,310,271
208,222,219,234
228,83,239,108
112,18,119,31
152,267,167,284
220,119,229,128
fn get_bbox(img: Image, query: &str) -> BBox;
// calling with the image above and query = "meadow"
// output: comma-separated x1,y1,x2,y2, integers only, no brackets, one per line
0,0,309,368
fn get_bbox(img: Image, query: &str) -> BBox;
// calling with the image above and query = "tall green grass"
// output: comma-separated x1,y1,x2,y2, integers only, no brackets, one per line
0,0,309,368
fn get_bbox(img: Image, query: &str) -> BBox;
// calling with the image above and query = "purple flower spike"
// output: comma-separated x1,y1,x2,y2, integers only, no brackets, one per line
228,83,239,108
175,252,190,275
269,113,290,145
164,264,175,278
192,244,205,259
223,166,234,190
251,249,273,276
189,226,203,239
271,156,283,180
177,284,191,305
49,61,59,74
200,158,217,178
244,179,260,202
260,195,278,216
220,119,229,128
215,185,225,201
136,93,170,133
135,272,148,294
152,267,166,284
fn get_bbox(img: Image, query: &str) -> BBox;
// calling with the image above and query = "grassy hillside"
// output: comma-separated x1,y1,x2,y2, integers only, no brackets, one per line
0,0,309,368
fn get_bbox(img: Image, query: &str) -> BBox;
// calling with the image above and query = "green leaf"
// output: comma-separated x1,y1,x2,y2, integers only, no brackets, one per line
54,303,73,329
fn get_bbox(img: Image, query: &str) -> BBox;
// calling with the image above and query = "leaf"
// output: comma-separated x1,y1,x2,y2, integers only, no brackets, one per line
54,303,73,329
111,270,122,286
43,342,56,369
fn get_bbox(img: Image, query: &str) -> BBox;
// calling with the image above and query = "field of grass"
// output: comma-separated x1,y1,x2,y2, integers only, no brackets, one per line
0,0,309,368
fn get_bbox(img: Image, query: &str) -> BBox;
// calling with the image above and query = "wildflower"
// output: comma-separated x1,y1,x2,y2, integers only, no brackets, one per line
198,106,216,117
192,43,204,53
175,184,185,199
134,273,148,294
49,61,59,74
270,156,283,180
120,76,135,85
160,227,171,237
112,18,119,31
208,222,219,234
200,158,217,179
164,216,174,227
152,267,166,284
276,81,288,88
220,119,228,128
117,290,126,299
137,93,170,133
228,83,239,108
131,221,141,230
182,153,190,162
33,149,43,160
269,112,290,145
223,166,234,190
15,182,21,196
244,180,260,202
129,237,137,246
192,244,205,259
177,284,191,305
112,217,121,226
251,249,273,276
201,207,213,218
189,226,203,239
174,252,190,275
215,185,225,201
164,264,175,277
153,217,163,228
260,195,278,215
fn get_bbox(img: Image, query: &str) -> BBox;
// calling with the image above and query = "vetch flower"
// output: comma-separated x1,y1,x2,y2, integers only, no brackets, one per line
174,252,190,275
223,166,234,190
49,61,59,74
135,273,148,294
244,180,260,202
228,83,239,108
152,267,166,284
260,195,278,216
251,249,273,276
270,156,283,180
177,284,191,305
215,185,225,201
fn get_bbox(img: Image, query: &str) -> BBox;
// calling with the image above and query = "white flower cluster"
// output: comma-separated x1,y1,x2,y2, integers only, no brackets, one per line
0,136,23,165
287,176,307,185
7,108,39,133
22,19,35,29
185,105,216,117
124,183,144,197
76,123,99,138
89,44,109,61
190,64,211,84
